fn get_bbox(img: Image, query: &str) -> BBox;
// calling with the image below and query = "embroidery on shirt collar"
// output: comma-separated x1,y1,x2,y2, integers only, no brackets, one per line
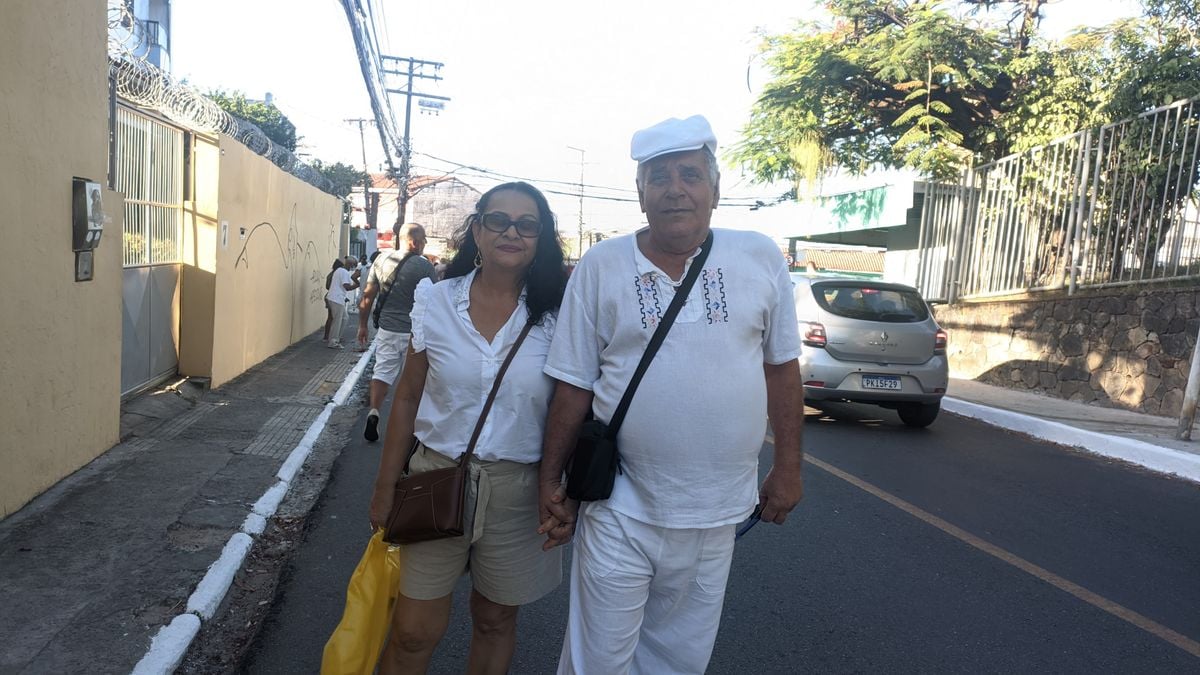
702,268,728,324
635,273,664,330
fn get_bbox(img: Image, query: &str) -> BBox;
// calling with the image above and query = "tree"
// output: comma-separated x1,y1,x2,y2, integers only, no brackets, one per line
732,0,1200,184
207,90,298,152
311,160,370,199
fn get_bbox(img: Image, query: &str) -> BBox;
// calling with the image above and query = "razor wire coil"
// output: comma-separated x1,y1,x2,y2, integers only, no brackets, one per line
106,4,333,194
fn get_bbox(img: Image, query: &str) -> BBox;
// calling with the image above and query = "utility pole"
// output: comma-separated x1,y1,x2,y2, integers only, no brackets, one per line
382,55,449,226
567,145,586,259
345,118,375,229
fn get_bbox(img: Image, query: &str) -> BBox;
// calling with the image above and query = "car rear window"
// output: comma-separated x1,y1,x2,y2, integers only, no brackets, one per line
812,284,930,323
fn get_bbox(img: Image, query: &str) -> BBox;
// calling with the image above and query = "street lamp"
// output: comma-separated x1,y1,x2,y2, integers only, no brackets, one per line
567,145,585,259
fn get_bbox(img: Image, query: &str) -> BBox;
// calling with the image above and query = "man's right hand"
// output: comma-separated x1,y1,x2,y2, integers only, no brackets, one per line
538,480,578,551
356,325,369,348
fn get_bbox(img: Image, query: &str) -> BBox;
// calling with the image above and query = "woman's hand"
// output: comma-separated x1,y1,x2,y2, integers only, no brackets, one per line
368,485,394,531
538,481,579,551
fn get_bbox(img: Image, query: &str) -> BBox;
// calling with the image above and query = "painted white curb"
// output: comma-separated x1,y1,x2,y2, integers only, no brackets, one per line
943,397,1200,483
131,341,373,672
186,532,253,620
130,614,201,675
277,403,336,483
333,344,375,406
251,481,290,520
242,512,268,536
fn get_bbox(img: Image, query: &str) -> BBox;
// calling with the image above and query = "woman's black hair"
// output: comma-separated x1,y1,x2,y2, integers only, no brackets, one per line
325,257,345,290
444,181,567,325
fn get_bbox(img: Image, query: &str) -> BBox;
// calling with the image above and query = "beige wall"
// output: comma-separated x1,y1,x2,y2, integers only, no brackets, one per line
178,134,220,378
207,139,343,388
0,1,123,516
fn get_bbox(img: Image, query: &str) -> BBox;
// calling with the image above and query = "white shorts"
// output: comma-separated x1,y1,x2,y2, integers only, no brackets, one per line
372,328,410,385
557,502,735,675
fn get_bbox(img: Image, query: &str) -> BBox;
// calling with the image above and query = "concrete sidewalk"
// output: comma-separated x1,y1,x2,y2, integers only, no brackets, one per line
3,343,1200,673
0,322,372,674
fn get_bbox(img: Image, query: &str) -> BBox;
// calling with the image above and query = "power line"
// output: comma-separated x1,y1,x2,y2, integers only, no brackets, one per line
413,150,782,205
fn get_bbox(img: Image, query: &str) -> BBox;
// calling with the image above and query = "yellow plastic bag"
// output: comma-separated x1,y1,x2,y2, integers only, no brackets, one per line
321,529,403,675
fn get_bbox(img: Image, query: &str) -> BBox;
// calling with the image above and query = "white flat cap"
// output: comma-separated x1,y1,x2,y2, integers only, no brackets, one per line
630,115,717,163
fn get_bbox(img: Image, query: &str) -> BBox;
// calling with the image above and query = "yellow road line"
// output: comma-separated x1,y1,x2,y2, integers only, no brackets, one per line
780,441,1200,659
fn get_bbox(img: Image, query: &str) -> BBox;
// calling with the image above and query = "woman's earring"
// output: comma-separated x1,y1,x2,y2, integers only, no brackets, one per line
474,250,482,268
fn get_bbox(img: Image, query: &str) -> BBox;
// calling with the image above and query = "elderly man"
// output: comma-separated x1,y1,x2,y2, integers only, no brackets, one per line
357,222,437,441
538,115,805,674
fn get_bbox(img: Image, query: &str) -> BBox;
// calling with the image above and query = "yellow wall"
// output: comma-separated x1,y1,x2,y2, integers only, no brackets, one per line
178,134,220,378
0,0,122,516
208,139,343,387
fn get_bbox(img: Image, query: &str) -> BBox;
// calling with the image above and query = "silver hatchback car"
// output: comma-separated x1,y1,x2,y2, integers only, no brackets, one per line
792,274,948,427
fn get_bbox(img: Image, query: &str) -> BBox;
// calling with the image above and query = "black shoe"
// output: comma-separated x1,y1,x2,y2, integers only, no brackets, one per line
364,412,380,442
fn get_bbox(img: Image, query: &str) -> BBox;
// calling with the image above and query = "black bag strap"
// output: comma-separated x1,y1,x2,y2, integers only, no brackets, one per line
606,231,713,436
373,251,418,328
459,320,536,466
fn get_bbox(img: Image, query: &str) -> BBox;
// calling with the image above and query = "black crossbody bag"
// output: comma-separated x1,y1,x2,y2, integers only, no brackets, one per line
566,232,713,501
372,251,417,329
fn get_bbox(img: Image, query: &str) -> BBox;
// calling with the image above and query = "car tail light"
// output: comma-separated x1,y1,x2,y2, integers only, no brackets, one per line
804,380,825,387
803,322,827,348
934,329,948,355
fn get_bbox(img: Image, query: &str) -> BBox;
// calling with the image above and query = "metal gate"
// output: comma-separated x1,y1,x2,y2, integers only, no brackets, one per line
915,95,1200,302
115,104,184,396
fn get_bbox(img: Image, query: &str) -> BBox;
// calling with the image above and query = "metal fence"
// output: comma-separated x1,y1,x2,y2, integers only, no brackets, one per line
917,95,1200,302
115,104,183,267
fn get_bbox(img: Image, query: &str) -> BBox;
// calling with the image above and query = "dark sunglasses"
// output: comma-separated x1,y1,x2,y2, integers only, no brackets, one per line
478,212,542,238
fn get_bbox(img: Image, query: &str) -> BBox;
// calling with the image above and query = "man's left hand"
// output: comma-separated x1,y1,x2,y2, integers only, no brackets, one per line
758,464,804,524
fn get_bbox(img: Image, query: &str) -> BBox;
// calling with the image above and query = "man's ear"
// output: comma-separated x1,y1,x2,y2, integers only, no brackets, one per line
636,181,647,214
712,173,721,210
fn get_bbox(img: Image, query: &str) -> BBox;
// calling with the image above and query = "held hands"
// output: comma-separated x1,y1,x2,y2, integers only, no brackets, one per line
758,464,804,525
537,480,579,551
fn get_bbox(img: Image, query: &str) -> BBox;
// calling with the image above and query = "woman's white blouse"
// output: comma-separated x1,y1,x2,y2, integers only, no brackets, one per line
410,271,556,464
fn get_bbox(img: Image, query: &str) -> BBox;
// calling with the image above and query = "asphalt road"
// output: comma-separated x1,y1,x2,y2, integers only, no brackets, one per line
242,399,1200,673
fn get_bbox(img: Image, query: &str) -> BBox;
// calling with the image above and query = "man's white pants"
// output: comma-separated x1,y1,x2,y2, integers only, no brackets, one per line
557,502,736,675
326,298,346,345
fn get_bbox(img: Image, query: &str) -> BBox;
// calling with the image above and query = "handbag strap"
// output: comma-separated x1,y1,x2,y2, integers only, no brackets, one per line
373,251,417,327
606,230,713,436
459,319,536,466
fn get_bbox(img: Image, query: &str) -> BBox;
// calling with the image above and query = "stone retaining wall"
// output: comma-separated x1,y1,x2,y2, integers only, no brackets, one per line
934,287,1200,417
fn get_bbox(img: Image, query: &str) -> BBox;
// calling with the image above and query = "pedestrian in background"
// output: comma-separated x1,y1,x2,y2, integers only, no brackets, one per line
538,115,806,674
326,256,357,349
368,182,567,674
357,223,438,442
323,257,345,343
348,255,363,315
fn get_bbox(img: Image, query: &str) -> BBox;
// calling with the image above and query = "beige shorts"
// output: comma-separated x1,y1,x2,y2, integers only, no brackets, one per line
400,443,562,606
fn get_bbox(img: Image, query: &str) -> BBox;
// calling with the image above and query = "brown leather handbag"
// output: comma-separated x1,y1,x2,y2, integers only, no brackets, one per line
383,321,534,545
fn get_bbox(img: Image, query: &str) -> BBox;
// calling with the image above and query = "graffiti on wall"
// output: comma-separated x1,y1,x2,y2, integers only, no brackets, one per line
231,203,339,342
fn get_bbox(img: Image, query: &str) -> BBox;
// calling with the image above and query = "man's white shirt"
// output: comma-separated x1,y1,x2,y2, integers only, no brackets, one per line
545,228,802,529
327,267,353,305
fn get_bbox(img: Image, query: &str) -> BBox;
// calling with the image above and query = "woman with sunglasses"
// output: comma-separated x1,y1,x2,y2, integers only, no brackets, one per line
368,182,568,674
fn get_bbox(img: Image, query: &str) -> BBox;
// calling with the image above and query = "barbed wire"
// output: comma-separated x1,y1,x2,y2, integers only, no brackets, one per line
105,3,334,194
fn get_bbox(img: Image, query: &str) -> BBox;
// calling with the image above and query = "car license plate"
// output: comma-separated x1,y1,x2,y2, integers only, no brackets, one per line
862,375,901,390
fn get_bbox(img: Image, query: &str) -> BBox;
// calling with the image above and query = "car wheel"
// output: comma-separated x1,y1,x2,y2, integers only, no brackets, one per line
898,402,940,428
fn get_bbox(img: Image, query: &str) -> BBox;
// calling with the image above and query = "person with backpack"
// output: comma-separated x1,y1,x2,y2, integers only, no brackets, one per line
357,223,438,442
